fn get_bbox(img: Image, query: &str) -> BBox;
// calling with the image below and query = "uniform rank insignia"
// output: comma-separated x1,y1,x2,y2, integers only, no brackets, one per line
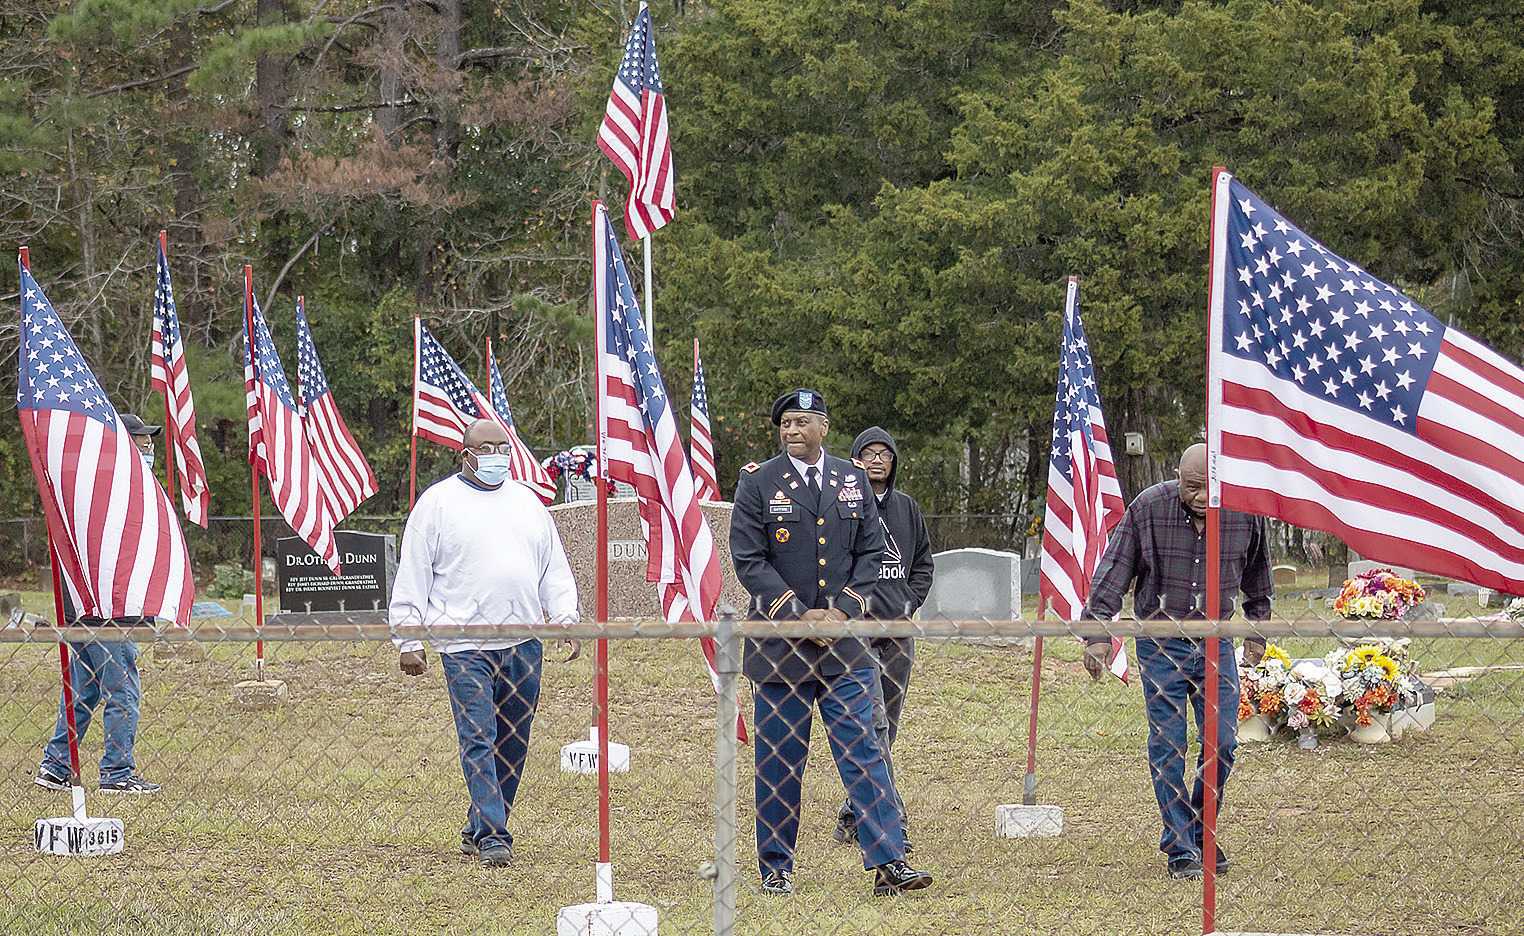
775,528,789,543
852,458,865,469
741,461,760,473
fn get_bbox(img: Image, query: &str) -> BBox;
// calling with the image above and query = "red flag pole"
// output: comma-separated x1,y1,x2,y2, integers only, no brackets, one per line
592,200,613,903
158,231,177,508
48,547,85,795
409,317,420,510
1201,166,1229,935
245,266,265,676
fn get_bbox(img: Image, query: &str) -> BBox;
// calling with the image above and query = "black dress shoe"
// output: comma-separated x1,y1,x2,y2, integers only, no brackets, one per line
873,859,932,896
1167,857,1204,880
761,870,793,895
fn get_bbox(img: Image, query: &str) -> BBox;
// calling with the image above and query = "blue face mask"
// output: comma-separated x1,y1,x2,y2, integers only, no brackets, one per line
469,452,513,486
141,450,155,470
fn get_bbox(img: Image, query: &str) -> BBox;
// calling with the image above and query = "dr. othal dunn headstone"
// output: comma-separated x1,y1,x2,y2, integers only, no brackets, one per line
277,531,397,612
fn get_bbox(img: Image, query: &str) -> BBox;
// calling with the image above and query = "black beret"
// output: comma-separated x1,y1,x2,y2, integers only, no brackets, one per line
771,388,828,425
118,413,162,437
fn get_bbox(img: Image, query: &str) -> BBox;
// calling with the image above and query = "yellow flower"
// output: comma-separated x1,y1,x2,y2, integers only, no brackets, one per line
1264,645,1292,668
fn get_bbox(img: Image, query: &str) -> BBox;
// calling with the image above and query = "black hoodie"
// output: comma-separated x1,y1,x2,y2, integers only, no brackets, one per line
851,427,935,620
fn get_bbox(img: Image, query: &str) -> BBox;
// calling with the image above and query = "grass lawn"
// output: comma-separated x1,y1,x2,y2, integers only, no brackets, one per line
1,581,1522,935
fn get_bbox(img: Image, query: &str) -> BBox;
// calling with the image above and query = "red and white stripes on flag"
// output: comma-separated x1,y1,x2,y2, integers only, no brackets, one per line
244,277,340,575
1038,277,1128,682
18,256,194,624
487,340,558,504
597,2,675,242
690,339,719,501
413,318,487,450
595,202,744,739
1207,168,1524,592
294,297,377,521
150,235,210,528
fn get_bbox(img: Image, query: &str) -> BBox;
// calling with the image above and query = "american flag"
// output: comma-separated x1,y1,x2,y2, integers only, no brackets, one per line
295,297,377,521
412,319,490,449
486,339,558,504
1208,169,1524,593
17,256,194,624
597,2,675,242
244,280,340,575
1038,278,1128,682
149,235,210,527
690,339,719,501
595,202,744,738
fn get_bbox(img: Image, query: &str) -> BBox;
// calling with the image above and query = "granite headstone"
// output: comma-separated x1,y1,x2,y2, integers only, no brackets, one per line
917,547,1022,623
276,531,397,612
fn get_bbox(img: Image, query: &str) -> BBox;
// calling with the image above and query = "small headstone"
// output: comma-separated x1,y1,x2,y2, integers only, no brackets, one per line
1272,565,1298,587
276,531,397,613
1403,600,1445,621
232,679,289,709
995,803,1062,837
1017,557,1041,596
1346,560,1416,582
151,640,206,663
1445,582,1483,597
918,548,1023,639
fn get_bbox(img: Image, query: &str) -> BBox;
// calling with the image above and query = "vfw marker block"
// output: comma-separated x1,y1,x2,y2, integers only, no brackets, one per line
560,728,631,774
556,901,657,936
995,803,1063,838
35,816,124,857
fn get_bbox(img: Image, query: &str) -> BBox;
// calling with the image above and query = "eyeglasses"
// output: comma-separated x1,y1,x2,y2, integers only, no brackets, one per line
859,450,894,463
466,443,515,455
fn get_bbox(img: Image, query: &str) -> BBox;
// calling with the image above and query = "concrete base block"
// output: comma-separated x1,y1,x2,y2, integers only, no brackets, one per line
995,803,1062,837
152,641,206,663
1210,932,1365,936
35,816,124,856
232,679,288,709
561,728,630,774
555,901,658,936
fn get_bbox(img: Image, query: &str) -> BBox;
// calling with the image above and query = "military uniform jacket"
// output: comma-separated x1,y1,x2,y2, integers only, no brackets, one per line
730,452,884,684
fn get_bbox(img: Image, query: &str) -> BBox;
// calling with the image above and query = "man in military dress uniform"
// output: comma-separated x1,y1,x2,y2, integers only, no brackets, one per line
729,388,931,897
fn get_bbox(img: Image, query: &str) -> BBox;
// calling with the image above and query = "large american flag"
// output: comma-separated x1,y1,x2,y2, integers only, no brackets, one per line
596,2,675,242
17,256,194,624
1038,278,1128,682
486,339,558,504
295,297,377,521
690,338,719,501
244,281,340,575
412,319,490,449
595,202,743,738
1208,169,1524,592
149,235,209,527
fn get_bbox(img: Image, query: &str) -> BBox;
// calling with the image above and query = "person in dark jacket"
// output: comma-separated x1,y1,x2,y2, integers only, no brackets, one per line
730,389,931,898
832,427,934,849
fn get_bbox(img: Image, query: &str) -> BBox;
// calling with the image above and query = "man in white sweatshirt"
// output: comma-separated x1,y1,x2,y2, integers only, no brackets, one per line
390,418,581,868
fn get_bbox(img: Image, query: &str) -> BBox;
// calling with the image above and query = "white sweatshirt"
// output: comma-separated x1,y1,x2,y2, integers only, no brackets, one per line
389,474,579,655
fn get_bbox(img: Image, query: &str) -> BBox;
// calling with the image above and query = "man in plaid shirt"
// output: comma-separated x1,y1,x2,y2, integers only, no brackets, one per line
1081,443,1271,881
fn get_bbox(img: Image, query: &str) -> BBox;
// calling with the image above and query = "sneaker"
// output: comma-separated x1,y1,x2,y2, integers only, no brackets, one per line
1167,857,1204,880
459,835,479,857
1213,845,1230,874
34,768,70,792
760,870,793,895
832,812,858,844
479,844,512,868
99,776,160,794
872,859,932,896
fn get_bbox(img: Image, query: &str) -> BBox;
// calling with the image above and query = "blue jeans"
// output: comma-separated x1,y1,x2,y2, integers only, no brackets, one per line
754,667,906,874
440,642,542,851
1136,637,1240,864
40,640,142,784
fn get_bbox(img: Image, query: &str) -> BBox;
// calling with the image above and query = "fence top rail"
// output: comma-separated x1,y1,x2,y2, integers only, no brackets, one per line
2,614,1520,643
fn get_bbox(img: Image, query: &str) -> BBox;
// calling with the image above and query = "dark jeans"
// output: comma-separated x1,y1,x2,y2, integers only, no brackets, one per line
754,667,905,875
1136,637,1240,863
440,642,542,851
41,640,141,784
838,636,914,826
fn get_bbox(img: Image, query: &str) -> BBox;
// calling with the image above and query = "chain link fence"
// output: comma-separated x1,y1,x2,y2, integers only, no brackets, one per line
3,593,1522,935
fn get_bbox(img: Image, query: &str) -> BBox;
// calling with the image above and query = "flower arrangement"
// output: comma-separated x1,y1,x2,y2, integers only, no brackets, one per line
1333,568,1425,620
1238,645,1341,731
541,448,617,495
1326,642,1417,727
